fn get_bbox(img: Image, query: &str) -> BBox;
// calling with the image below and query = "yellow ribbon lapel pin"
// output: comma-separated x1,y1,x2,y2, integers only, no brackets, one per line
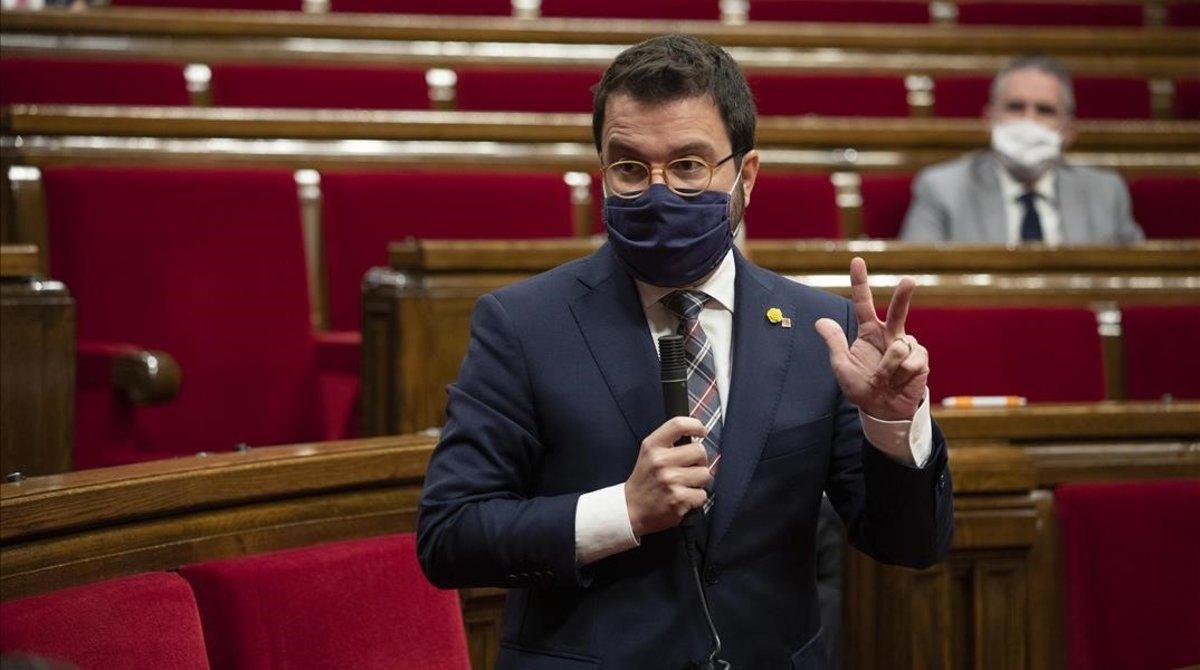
766,307,792,328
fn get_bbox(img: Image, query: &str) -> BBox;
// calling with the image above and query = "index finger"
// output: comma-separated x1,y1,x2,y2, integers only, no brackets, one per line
884,276,917,340
849,257,879,327
645,416,707,449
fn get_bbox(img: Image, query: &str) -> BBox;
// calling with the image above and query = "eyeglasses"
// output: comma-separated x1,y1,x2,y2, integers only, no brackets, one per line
602,153,737,199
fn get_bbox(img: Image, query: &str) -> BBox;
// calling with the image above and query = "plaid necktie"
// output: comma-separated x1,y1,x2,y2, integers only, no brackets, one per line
663,290,723,509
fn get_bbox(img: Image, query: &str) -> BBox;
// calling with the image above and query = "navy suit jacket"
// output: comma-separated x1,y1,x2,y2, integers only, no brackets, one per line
418,244,953,669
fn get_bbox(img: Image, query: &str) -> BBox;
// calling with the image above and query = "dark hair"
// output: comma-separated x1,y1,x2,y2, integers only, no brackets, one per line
591,34,756,161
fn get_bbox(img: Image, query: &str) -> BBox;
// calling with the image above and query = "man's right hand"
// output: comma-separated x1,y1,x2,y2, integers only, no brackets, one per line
625,416,712,538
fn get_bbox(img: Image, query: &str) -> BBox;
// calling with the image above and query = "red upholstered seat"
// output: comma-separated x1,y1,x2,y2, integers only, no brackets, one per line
749,0,929,22
1121,306,1200,400
744,172,841,238
901,307,1105,402
748,74,909,117
540,0,719,19
179,534,470,670
1057,480,1200,670
1174,79,1200,120
0,58,189,106
860,173,914,239
209,63,430,109
454,68,604,113
956,1,1143,26
330,0,508,13
1127,176,1200,239
320,170,575,330
0,573,210,670
933,75,1152,119
44,167,358,468
1166,1,1200,26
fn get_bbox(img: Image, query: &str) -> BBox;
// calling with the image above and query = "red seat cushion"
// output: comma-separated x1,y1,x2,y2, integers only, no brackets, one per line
956,1,1143,26
1121,306,1200,400
0,58,189,106
860,173,914,239
749,0,929,23
934,75,1152,119
745,172,840,238
454,68,604,113
179,534,470,670
210,63,430,109
1166,1,1200,26
320,170,575,330
1057,480,1200,670
1127,176,1200,239
0,573,209,670
44,167,329,467
330,0,508,12
748,74,909,117
540,0,719,18
902,307,1106,402
1174,79,1200,120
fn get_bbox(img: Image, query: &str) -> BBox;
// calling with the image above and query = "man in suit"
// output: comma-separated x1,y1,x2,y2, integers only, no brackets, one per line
418,35,953,669
900,55,1144,245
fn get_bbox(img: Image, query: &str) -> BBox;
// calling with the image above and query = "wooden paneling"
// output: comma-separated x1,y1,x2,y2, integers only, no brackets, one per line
0,247,74,478
362,239,1200,436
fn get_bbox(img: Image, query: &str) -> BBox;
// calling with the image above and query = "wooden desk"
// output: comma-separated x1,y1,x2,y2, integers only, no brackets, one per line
0,245,74,477
2,405,1196,669
362,239,1200,436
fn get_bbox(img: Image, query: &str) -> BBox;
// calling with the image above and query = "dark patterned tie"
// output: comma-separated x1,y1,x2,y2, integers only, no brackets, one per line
663,290,723,511
1018,191,1044,242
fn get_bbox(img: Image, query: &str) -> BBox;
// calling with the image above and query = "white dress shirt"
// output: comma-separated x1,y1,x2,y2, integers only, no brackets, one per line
997,166,1061,246
574,250,934,566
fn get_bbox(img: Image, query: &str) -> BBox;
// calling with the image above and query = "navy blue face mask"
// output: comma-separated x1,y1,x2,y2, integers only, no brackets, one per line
604,183,734,288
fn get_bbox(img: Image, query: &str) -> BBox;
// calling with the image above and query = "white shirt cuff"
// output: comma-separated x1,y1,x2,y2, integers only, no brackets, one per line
575,482,641,566
858,388,933,469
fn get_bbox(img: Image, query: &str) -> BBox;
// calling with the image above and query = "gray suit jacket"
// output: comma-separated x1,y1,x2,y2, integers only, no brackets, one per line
899,152,1144,244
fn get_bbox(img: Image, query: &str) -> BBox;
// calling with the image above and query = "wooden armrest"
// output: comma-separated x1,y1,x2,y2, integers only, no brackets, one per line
78,341,181,405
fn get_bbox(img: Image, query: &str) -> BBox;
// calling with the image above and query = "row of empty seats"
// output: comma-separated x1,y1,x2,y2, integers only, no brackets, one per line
93,0,1200,26
0,533,472,670
34,166,1200,469
4,58,1199,119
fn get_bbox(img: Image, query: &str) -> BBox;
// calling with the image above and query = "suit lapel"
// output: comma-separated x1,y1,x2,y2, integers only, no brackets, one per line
970,153,1008,244
1056,167,1088,244
569,244,663,449
707,253,797,550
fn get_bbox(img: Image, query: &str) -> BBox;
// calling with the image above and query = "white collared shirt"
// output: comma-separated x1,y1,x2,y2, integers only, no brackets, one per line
574,250,934,566
997,166,1061,246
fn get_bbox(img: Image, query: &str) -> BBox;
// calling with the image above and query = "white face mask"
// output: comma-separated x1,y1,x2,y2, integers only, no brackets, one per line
990,119,1062,180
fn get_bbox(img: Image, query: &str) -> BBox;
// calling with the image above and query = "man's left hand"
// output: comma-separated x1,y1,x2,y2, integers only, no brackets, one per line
814,257,929,421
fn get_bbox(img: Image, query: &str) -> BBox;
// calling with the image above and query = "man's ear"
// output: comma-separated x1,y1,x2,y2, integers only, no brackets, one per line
740,149,761,208
1059,118,1077,149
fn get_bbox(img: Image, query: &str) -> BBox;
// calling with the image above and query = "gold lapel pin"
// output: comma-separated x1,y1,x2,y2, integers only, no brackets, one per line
766,307,792,328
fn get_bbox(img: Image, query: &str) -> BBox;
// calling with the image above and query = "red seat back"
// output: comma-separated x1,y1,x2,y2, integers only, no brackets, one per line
932,76,992,117
748,74,909,117
749,0,929,23
902,307,1106,402
179,534,470,670
745,172,841,238
0,58,189,106
44,167,323,467
860,173,914,239
329,0,508,13
454,68,604,113
956,1,1143,25
1121,306,1200,400
320,170,575,330
1174,79,1200,120
1127,176,1200,239
0,573,210,670
1167,0,1200,26
210,63,430,109
1057,480,1200,670
933,75,1151,119
540,0,719,18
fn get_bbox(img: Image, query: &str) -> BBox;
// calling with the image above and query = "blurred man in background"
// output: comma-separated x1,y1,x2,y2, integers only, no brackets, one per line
900,55,1144,245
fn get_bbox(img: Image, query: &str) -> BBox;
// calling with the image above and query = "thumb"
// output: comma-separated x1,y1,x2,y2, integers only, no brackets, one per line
814,318,850,360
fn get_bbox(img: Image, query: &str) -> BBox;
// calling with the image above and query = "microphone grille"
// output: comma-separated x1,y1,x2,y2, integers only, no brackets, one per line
658,334,687,381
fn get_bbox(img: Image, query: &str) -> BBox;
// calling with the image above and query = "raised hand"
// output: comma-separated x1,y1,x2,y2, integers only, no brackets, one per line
814,257,929,421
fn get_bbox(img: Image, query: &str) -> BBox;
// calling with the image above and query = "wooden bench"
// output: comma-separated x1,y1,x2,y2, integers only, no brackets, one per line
361,238,1200,435
3,406,1196,669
